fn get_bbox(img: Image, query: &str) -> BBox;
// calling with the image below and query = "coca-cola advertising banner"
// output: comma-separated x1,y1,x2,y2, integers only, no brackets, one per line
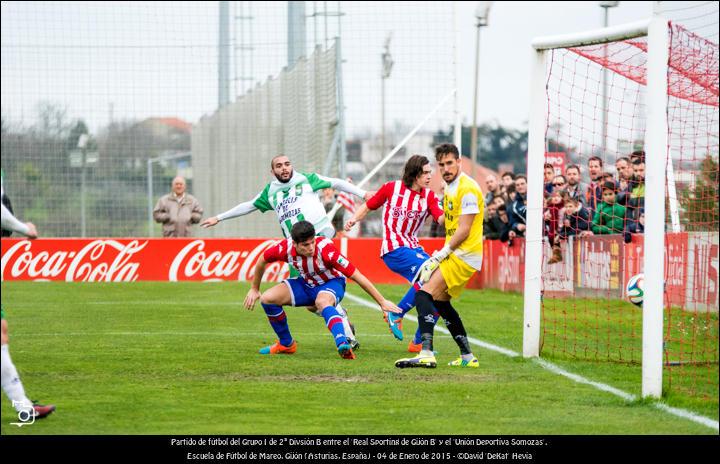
2,234,717,311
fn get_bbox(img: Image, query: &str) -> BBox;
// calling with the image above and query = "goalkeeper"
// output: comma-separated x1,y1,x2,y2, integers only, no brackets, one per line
201,154,371,350
395,144,483,369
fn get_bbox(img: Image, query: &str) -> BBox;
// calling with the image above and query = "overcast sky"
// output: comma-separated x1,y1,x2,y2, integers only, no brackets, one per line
1,1,717,135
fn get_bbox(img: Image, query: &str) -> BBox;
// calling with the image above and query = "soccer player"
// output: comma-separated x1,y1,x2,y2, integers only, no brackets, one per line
202,154,371,349
344,154,445,352
395,143,483,369
1,183,56,421
244,221,401,359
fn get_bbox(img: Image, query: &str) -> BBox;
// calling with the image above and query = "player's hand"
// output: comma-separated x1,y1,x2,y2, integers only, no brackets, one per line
244,288,261,311
344,218,357,231
517,224,526,232
417,256,441,284
24,222,38,239
201,217,219,228
380,299,402,314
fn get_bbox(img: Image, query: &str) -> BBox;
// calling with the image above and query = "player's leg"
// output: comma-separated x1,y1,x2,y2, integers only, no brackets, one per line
257,281,298,355
315,228,358,348
434,256,478,367
1,313,55,419
314,279,355,360
382,247,441,343
394,268,448,369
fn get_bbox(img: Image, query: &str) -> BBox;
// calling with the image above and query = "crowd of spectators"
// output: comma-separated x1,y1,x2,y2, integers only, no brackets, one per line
482,151,647,263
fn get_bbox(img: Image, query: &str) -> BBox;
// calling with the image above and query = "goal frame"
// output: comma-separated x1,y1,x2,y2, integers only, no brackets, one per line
523,16,668,399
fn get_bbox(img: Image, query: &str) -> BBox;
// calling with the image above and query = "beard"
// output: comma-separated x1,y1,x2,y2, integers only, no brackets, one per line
274,169,294,183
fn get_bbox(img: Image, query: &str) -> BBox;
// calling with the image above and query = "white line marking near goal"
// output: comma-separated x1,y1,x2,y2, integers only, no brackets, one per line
344,292,719,432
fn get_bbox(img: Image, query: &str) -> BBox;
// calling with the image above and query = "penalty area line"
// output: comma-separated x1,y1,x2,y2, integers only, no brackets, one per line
344,291,719,432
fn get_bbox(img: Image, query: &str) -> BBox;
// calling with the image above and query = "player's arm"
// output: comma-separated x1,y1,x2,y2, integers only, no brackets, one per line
243,255,268,311
344,202,369,231
344,183,388,231
1,204,37,239
428,190,445,225
245,241,284,310
319,174,368,200
201,198,259,228
349,269,402,314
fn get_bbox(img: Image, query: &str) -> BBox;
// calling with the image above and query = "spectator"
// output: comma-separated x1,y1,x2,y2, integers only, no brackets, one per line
153,176,204,237
551,175,567,193
624,207,645,243
591,181,626,235
544,163,555,197
564,164,586,204
615,156,632,192
585,156,604,215
500,171,516,192
508,175,527,240
543,189,566,253
484,174,503,207
629,150,645,165
484,196,509,241
623,158,646,241
549,196,591,264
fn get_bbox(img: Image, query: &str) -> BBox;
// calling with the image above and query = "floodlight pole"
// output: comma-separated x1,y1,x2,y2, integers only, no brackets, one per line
471,2,492,178
599,1,619,156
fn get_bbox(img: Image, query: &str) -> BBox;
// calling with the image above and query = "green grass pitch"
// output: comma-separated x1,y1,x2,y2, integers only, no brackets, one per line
1,281,717,435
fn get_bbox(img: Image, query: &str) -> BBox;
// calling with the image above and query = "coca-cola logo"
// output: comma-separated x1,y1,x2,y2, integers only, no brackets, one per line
168,239,288,282
1,239,146,282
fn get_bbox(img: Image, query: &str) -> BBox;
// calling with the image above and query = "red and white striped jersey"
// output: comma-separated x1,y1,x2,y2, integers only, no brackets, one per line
263,237,356,287
366,181,443,256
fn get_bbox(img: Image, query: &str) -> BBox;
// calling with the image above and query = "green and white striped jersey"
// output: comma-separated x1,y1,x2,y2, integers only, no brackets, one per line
217,171,365,238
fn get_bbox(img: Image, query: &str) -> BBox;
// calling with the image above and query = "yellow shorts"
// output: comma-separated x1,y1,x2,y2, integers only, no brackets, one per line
438,253,478,299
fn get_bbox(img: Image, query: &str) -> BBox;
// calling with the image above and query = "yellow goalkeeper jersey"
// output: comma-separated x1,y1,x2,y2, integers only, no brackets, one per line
443,172,484,270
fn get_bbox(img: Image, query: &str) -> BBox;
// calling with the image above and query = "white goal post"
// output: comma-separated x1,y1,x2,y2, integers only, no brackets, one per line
523,16,669,399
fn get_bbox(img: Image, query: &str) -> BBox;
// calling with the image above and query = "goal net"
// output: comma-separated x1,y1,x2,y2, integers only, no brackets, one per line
529,20,718,405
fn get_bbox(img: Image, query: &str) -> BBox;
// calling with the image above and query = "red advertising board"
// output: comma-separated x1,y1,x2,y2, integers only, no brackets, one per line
545,152,567,177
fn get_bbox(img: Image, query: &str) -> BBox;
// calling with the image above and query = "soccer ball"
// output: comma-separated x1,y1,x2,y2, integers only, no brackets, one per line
626,273,644,307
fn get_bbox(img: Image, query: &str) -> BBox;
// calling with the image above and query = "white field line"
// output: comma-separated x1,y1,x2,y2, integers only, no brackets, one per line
344,292,719,432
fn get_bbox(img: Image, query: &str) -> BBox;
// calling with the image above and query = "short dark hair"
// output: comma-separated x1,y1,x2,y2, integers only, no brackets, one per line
435,143,459,161
630,150,645,163
632,157,645,166
501,171,516,180
616,157,630,164
588,156,603,167
497,203,507,212
515,174,527,182
602,180,617,192
402,154,430,188
271,154,288,169
290,220,315,243
544,163,554,170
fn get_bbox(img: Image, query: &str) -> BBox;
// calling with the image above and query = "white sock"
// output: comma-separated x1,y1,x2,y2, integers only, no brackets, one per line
335,303,355,339
1,344,32,412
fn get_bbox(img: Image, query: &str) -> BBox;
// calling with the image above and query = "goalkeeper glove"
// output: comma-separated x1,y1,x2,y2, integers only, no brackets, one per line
417,246,452,284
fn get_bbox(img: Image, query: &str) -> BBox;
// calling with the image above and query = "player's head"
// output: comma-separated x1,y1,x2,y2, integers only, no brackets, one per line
435,143,461,184
172,176,186,196
271,154,293,183
403,154,432,189
290,221,316,256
